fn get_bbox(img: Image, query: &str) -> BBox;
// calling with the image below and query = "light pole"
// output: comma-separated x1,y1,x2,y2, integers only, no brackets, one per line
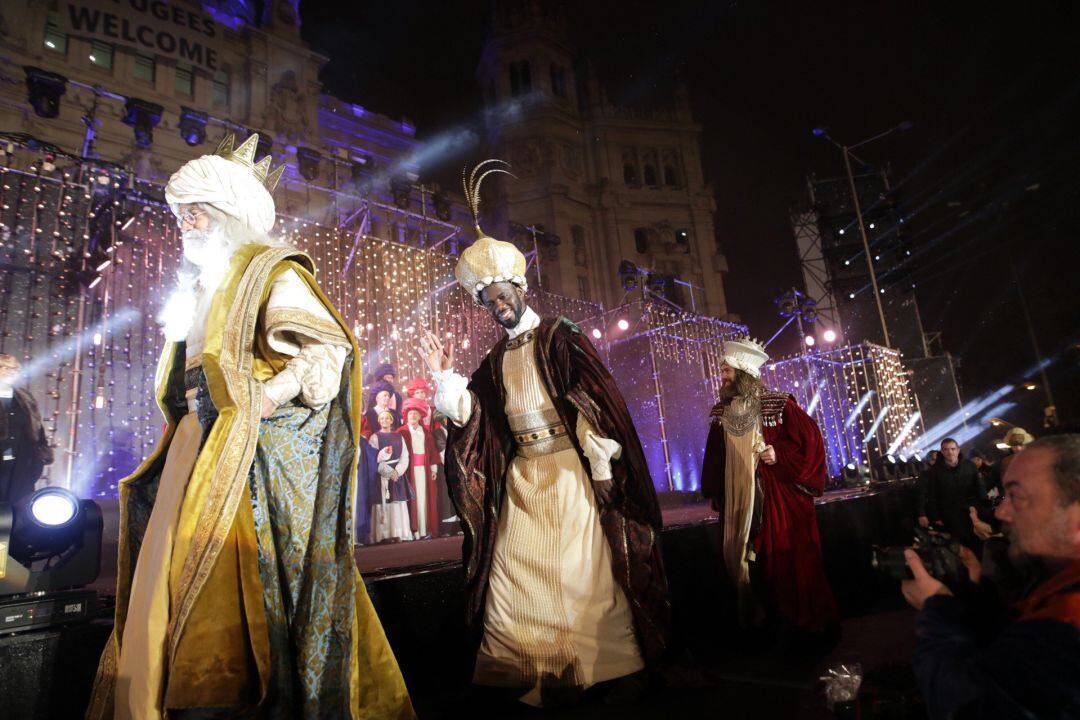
813,121,913,349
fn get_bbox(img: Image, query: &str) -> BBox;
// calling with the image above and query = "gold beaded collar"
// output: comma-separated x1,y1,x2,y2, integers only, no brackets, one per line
505,329,537,351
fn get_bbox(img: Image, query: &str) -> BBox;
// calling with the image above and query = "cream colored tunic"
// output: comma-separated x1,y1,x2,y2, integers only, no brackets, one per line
433,308,642,703
115,266,349,720
721,398,764,628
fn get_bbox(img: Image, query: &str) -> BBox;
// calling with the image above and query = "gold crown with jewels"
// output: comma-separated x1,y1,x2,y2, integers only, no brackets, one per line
215,132,285,193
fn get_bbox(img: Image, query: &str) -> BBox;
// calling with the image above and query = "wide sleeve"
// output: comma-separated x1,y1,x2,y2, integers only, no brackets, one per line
260,268,351,409
558,322,662,529
770,398,827,496
575,414,622,481
432,369,472,426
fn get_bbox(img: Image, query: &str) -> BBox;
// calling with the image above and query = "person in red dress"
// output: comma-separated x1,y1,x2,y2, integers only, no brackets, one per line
701,337,838,634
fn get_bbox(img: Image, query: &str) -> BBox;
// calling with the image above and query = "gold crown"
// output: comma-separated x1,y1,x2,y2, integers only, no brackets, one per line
215,132,285,193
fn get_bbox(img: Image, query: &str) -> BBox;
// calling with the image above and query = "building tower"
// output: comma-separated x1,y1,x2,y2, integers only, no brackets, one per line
476,0,730,318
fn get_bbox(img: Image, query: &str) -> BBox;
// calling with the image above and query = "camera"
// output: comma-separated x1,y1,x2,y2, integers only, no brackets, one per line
872,527,968,586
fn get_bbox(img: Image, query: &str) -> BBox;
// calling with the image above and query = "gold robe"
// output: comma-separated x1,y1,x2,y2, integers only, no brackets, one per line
87,244,413,720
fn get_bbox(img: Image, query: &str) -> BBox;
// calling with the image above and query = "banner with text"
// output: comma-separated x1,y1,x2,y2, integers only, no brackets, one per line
55,0,223,73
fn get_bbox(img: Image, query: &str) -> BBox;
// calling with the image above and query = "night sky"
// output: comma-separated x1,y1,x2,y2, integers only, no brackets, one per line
300,0,1080,437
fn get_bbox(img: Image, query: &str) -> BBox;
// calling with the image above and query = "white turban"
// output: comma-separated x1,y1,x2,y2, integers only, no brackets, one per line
164,154,276,236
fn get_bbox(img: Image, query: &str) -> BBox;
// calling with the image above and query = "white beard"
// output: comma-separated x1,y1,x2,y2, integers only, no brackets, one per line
160,223,233,341
182,225,232,292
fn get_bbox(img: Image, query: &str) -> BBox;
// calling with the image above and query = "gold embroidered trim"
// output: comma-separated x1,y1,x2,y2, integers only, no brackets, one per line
504,329,537,351
264,307,350,347
168,246,303,660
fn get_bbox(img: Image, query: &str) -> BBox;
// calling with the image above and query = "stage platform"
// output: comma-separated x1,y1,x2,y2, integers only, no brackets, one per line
5,481,920,718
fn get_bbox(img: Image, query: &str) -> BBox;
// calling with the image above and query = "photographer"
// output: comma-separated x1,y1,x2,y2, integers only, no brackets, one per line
901,435,1080,720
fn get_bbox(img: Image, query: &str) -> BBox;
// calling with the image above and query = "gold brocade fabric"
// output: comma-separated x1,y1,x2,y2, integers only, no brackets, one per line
86,245,414,720
722,398,763,627
473,334,642,702
114,410,202,720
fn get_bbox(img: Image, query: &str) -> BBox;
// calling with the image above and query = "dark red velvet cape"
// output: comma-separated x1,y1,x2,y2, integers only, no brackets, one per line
701,394,839,632
445,316,671,664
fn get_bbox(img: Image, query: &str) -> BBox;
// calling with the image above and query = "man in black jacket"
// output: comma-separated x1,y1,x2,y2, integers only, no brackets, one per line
902,434,1080,720
917,438,983,549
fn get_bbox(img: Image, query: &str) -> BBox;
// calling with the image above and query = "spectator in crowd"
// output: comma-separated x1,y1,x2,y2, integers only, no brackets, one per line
902,434,1080,720
0,354,53,502
362,380,401,437
368,409,413,543
983,427,1036,505
917,438,984,550
926,449,941,468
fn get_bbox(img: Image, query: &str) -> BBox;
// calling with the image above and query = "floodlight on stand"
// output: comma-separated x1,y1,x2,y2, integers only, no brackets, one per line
1,486,103,597
823,329,837,343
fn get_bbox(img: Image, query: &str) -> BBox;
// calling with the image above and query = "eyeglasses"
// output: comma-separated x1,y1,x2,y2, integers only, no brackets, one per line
176,209,206,228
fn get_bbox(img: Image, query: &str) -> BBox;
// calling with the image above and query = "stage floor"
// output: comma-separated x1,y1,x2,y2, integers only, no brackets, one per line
91,485,884,592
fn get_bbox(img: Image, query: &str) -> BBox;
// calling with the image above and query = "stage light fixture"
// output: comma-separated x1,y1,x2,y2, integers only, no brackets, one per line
431,191,452,221
296,147,321,182
804,335,815,347
591,328,602,340
24,66,67,119
1,487,103,596
391,177,412,209
617,319,629,331
178,107,208,146
122,97,163,148
869,223,875,229
838,228,845,235
618,260,639,291
823,329,837,343
1023,382,1038,391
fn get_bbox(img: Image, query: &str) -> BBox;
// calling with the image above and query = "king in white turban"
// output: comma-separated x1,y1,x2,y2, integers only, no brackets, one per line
88,134,414,720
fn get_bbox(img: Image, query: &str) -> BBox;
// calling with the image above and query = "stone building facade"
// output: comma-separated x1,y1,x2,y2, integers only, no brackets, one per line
0,0,424,224
476,0,730,317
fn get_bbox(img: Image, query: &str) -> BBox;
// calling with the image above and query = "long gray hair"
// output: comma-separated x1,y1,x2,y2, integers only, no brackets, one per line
720,367,765,402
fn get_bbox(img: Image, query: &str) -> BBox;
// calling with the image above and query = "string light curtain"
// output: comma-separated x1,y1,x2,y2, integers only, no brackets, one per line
0,151,607,498
602,300,748,493
761,342,924,480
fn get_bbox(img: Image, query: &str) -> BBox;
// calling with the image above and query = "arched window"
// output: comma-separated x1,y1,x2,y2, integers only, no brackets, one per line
624,163,638,185
664,165,679,187
643,164,658,186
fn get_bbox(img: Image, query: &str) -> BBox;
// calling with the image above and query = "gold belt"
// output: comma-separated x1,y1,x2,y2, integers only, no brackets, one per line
509,408,573,459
